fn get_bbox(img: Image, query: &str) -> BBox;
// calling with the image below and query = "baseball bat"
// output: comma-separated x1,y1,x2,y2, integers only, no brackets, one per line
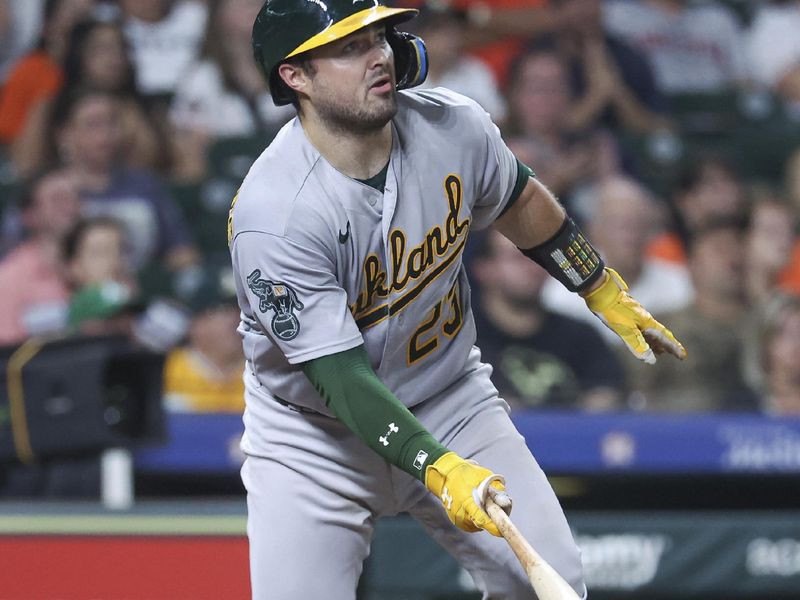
485,490,581,600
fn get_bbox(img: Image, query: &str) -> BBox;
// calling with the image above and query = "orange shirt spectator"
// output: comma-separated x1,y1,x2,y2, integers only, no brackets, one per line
452,0,549,87
647,231,686,265
0,50,63,143
778,241,800,295
396,0,549,86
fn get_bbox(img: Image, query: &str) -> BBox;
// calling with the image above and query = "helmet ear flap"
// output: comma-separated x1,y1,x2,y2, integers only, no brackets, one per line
388,28,428,90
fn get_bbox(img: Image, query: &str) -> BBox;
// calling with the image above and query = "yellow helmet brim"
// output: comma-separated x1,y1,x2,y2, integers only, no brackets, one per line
285,6,417,59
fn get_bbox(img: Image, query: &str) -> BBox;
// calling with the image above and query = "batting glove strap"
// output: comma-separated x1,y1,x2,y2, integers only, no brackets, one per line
424,452,505,537
583,268,687,364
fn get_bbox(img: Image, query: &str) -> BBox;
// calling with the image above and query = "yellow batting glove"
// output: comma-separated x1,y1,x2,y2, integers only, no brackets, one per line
583,268,687,364
424,452,508,536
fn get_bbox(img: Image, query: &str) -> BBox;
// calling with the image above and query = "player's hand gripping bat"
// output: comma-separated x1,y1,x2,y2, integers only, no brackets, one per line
485,489,582,600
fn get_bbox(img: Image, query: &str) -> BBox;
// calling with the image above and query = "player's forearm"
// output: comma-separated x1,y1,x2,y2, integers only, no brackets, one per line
494,176,566,250
495,175,606,294
302,345,448,480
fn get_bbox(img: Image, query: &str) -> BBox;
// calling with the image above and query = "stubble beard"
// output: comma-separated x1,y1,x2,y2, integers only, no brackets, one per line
315,89,397,136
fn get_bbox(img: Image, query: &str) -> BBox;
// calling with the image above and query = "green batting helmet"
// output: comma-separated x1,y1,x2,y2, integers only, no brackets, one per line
252,0,428,106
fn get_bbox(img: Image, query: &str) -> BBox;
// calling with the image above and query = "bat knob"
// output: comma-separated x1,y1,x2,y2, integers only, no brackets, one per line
488,488,513,515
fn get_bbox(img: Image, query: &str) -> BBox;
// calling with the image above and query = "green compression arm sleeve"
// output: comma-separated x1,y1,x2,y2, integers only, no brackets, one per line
301,345,448,481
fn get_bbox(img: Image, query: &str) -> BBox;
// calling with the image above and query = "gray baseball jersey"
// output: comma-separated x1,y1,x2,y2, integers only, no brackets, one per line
229,88,518,455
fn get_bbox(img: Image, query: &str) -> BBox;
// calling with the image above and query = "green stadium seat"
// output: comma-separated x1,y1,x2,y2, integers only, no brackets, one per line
618,131,686,198
665,90,784,138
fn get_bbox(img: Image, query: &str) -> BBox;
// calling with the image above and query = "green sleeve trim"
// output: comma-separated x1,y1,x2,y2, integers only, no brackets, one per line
498,158,535,219
301,345,448,481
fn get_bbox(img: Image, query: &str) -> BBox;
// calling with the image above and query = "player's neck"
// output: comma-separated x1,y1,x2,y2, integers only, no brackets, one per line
301,115,392,180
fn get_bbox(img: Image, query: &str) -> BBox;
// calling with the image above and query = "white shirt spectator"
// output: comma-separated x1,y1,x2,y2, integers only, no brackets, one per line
170,60,295,136
747,1,800,88
541,258,694,344
604,0,748,93
123,0,207,96
418,57,507,123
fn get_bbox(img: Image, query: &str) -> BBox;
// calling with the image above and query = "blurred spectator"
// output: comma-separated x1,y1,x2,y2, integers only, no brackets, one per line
783,150,800,293
400,1,637,91
62,216,141,337
61,215,193,352
631,216,759,412
0,169,81,345
472,230,624,411
0,0,45,82
747,0,800,111
789,147,800,214
603,0,748,94
13,18,166,177
50,88,198,271
438,0,612,89
169,0,294,181
0,1,8,66
552,0,668,133
405,0,553,88
407,7,507,123
163,267,245,413
0,0,93,147
749,294,800,415
119,0,207,99
505,44,620,204
541,176,692,342
745,186,800,305
647,155,750,265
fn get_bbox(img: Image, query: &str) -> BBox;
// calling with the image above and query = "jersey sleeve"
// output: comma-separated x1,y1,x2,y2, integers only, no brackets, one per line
467,101,527,230
231,230,363,364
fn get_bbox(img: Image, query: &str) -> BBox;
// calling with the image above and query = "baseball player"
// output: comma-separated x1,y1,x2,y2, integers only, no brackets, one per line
229,2,687,598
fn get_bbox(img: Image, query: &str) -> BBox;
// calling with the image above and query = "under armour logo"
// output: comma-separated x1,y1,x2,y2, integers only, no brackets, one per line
442,486,453,510
378,422,399,447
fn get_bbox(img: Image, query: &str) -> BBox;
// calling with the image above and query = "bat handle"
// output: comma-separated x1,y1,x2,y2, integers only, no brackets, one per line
485,490,582,600
485,492,539,571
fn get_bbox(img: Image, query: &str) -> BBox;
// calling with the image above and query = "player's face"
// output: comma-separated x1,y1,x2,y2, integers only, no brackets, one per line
304,24,397,134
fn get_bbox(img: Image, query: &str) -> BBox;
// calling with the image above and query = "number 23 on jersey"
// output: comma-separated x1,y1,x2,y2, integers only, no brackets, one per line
408,279,464,366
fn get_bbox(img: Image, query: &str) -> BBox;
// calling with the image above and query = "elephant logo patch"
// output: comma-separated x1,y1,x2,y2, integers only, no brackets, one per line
246,269,304,340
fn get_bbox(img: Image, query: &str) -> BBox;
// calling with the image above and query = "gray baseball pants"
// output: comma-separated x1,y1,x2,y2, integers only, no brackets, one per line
242,358,586,599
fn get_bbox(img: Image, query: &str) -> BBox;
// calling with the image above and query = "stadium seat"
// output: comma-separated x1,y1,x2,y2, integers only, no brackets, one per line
666,89,781,138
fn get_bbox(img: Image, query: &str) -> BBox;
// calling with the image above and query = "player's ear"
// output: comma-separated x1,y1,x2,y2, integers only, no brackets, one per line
277,61,313,98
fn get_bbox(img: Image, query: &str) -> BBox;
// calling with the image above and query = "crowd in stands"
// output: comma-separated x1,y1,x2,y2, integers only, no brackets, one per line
0,0,799,422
